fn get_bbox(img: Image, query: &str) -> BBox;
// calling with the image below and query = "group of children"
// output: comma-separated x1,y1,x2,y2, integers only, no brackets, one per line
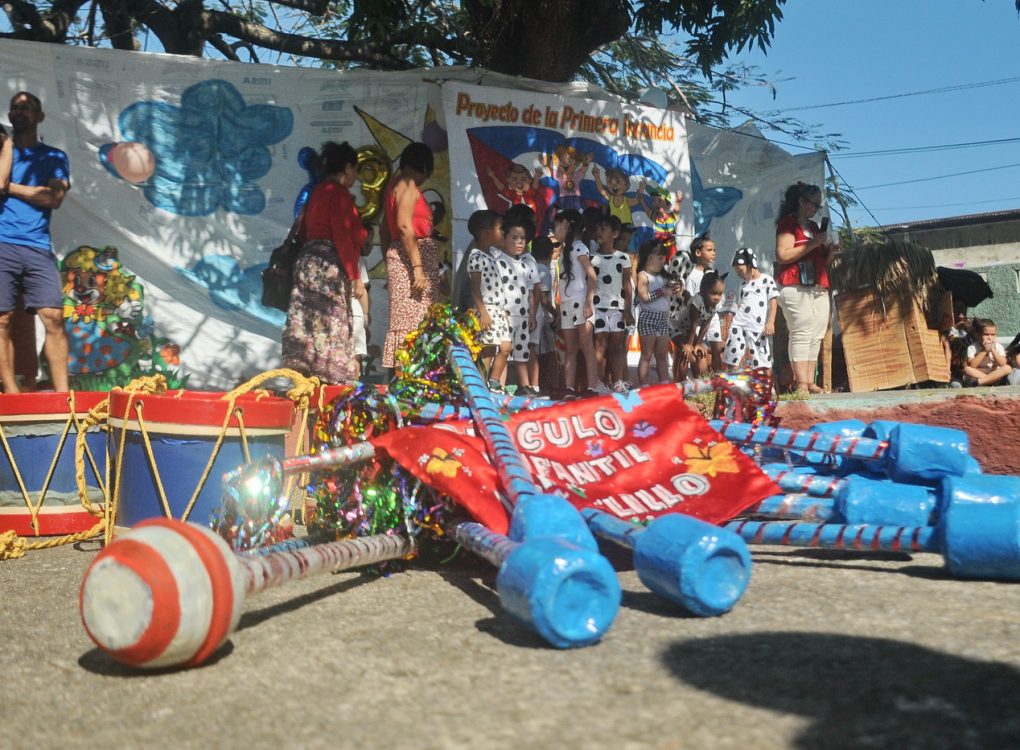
455,199,781,397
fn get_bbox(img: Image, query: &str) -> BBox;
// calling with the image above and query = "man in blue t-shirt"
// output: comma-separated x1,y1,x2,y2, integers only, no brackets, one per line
0,91,70,393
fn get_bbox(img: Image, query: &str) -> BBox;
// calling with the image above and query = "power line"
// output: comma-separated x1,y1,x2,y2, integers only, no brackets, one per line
858,196,1020,211
838,136,1020,159
773,75,1020,113
857,162,1020,190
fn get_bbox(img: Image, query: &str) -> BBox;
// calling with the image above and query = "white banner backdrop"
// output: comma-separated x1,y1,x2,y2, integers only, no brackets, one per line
0,39,823,388
442,82,694,258
0,39,441,388
685,120,827,275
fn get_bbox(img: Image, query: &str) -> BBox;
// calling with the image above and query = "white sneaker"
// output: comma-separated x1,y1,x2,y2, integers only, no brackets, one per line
612,380,630,393
591,380,613,395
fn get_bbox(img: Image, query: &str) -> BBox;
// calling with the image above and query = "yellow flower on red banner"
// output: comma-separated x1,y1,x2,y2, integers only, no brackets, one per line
425,447,462,479
682,441,739,477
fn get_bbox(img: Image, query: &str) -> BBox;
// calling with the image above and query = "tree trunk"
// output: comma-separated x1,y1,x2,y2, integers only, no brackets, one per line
465,0,630,82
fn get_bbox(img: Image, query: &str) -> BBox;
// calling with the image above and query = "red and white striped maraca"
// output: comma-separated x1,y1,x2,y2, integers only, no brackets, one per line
80,518,412,669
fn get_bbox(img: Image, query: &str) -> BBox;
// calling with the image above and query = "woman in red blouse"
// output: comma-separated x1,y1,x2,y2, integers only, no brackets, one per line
775,182,833,394
380,142,440,371
282,141,367,383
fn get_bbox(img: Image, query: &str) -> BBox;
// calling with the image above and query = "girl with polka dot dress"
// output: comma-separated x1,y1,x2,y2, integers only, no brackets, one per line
553,209,605,397
495,214,538,393
465,211,510,389
721,247,779,373
589,214,634,392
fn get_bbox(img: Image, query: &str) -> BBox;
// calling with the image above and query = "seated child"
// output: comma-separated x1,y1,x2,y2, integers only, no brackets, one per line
963,318,1012,386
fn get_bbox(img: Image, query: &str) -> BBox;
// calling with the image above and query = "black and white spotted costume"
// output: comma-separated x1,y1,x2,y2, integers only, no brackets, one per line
495,249,533,362
520,252,542,348
558,239,591,329
685,265,723,343
467,245,509,347
722,272,780,368
672,292,720,344
664,251,694,331
590,249,631,332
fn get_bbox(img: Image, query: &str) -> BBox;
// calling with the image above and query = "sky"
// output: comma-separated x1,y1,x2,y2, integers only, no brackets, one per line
718,0,1020,230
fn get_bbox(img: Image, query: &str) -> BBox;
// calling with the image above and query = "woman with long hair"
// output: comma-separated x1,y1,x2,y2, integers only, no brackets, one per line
775,182,833,394
282,141,367,383
380,142,440,371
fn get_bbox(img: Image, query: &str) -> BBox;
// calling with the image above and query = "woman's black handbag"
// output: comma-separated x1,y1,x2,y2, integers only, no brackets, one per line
261,215,304,311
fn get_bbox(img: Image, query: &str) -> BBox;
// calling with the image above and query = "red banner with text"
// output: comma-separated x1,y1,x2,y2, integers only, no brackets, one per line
372,385,778,535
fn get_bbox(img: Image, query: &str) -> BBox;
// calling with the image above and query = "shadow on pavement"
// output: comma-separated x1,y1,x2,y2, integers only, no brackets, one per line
663,632,1020,749
236,572,375,631
749,550,954,580
78,641,235,676
435,568,550,649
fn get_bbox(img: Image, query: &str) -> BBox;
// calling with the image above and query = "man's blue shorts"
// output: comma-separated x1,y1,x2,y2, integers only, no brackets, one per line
0,242,64,312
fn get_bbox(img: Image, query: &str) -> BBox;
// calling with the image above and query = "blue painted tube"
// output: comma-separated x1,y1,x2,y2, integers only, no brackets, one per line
763,467,845,498
581,509,752,616
802,420,869,474
762,470,937,527
884,423,970,483
410,394,555,423
748,494,838,522
836,475,936,527
453,522,621,648
447,343,596,549
709,420,971,484
761,462,819,476
750,486,935,528
864,420,984,476
728,472,1020,580
941,478,1020,580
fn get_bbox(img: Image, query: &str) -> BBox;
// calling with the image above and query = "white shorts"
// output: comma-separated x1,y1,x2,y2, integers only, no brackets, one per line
477,306,510,347
559,297,588,329
592,308,626,333
703,314,723,343
508,314,531,362
722,323,773,369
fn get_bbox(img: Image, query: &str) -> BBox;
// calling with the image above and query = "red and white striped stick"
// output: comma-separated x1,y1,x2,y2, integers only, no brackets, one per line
80,518,413,669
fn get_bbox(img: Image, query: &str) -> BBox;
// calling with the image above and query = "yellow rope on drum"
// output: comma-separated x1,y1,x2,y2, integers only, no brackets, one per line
0,391,112,560
225,368,323,520
2,370,320,559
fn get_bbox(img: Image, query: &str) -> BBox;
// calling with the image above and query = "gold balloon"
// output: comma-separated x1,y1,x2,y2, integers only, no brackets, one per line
356,146,391,221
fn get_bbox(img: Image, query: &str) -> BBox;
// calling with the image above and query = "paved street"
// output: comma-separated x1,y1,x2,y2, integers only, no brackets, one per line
2,536,1019,749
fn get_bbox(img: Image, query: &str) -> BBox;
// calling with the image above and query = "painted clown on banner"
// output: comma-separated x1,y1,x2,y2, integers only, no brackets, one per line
442,82,696,256
60,246,187,390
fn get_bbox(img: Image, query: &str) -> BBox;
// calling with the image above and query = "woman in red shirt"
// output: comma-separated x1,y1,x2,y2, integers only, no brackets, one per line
282,141,367,384
775,182,833,394
380,142,440,371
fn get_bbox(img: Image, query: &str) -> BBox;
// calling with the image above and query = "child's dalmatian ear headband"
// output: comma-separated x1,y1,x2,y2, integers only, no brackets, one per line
732,247,758,269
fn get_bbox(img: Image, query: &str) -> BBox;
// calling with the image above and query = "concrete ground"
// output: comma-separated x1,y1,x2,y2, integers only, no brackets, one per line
2,535,1019,750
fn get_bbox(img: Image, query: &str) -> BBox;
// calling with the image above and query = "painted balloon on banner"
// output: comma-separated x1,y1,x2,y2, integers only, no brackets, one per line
109,141,157,183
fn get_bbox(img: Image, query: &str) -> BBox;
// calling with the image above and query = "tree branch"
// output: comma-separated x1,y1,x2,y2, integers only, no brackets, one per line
266,0,328,14
204,9,412,67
